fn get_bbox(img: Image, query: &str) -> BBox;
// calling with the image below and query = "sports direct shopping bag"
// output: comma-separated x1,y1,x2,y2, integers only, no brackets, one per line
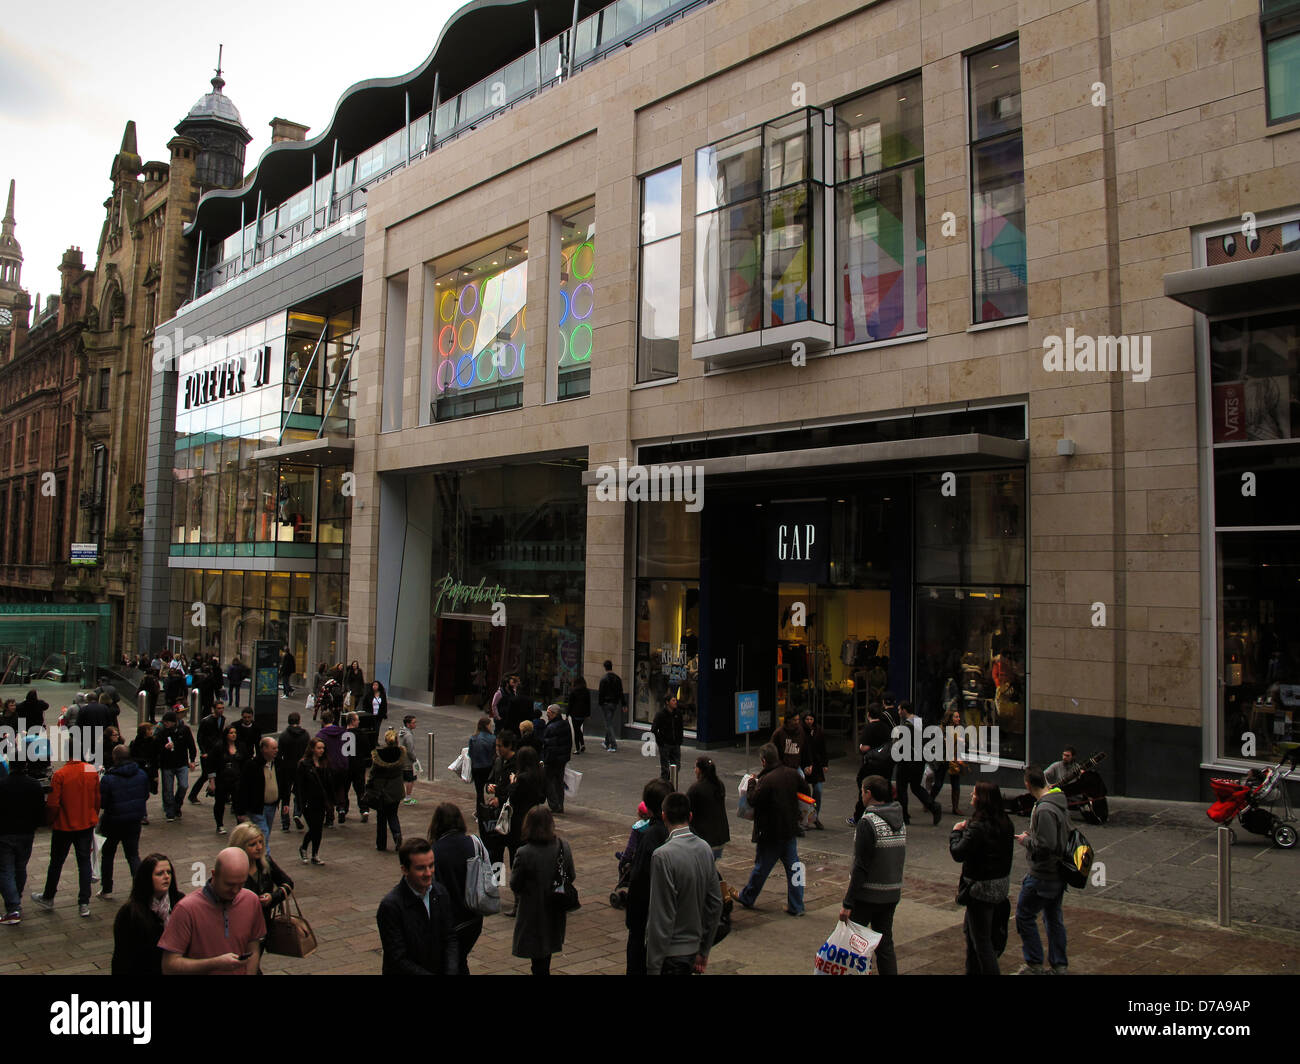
814,919,882,975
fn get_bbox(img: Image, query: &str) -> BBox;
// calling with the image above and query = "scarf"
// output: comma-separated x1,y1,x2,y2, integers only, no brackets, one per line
151,893,173,926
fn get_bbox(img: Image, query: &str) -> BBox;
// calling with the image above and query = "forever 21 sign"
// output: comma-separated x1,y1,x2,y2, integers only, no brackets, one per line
183,346,273,410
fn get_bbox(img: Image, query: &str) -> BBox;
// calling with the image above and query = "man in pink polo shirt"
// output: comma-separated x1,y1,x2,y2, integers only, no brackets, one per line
159,847,265,974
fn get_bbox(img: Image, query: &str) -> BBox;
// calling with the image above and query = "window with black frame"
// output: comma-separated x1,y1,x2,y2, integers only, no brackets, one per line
968,40,1027,324
836,75,927,345
1263,0,1300,124
694,109,826,342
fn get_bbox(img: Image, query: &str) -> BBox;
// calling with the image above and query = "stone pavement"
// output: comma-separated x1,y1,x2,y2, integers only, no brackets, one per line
5,684,1299,975
6,760,1299,975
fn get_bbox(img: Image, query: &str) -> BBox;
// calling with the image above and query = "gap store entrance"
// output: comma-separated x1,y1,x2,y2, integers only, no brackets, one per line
639,468,1027,763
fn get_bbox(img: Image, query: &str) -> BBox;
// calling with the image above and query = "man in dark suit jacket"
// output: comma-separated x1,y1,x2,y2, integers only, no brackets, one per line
376,838,457,975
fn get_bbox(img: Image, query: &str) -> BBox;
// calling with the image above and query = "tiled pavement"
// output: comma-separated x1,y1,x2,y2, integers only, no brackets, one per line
6,769,1300,975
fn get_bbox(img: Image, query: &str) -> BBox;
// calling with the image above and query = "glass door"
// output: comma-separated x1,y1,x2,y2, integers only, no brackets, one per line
309,617,346,678
287,617,311,687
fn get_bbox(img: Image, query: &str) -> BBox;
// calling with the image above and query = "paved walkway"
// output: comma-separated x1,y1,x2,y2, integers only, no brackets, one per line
6,686,1298,974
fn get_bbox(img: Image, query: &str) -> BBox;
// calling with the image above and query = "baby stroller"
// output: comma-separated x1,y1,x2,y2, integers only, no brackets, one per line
318,677,345,719
1206,748,1298,849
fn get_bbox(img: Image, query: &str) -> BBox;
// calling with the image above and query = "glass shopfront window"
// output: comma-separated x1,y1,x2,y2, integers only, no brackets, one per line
554,206,595,400
634,502,701,727
1210,289,1300,761
430,238,528,420
913,469,1027,762
395,459,586,705
637,164,682,382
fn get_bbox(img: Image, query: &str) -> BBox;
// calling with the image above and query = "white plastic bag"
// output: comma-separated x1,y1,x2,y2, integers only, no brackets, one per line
448,747,471,783
304,694,316,713
563,765,583,797
922,763,936,791
737,773,755,821
814,919,882,975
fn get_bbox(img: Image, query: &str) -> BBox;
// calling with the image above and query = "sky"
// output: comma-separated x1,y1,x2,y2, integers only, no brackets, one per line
0,0,464,307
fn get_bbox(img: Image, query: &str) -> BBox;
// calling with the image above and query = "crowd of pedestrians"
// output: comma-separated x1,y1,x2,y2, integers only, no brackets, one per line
0,669,1080,976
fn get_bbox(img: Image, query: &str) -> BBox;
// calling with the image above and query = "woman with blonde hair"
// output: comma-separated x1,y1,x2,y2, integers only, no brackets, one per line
366,728,410,851
231,822,294,920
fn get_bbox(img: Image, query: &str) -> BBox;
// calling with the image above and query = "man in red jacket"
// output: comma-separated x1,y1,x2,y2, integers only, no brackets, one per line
31,752,101,917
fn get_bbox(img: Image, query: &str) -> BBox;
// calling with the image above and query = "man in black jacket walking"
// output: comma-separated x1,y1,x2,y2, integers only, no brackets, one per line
375,838,457,975
189,700,227,805
651,696,684,783
277,712,311,830
598,661,626,752
541,704,572,814
737,743,805,916
0,760,46,923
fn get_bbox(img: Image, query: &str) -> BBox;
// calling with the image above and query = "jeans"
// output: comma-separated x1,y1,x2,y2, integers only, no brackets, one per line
455,918,482,975
658,743,681,784
161,766,189,818
1016,874,1067,968
43,828,94,905
0,833,35,912
281,674,293,696
964,898,1001,975
375,800,402,849
848,901,898,976
229,681,242,708
810,781,823,819
571,717,585,751
213,778,235,829
930,767,961,809
302,806,324,858
249,804,278,852
738,838,803,915
99,821,142,895
601,704,620,749
188,761,209,803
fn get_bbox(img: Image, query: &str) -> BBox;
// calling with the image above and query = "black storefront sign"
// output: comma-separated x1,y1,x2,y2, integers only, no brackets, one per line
765,502,829,583
253,639,280,735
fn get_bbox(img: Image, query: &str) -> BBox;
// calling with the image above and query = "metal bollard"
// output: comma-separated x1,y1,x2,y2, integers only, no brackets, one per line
1217,825,1231,926
189,689,201,727
670,762,679,791
137,690,148,726
425,733,435,782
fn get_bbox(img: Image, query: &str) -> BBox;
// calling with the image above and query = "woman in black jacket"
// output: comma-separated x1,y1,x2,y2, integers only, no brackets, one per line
366,680,389,724
345,661,366,708
949,780,1015,975
687,756,730,860
800,711,829,829
367,730,410,851
502,746,545,867
296,739,331,865
429,802,483,975
111,854,185,975
509,806,575,975
567,676,591,753
211,725,246,833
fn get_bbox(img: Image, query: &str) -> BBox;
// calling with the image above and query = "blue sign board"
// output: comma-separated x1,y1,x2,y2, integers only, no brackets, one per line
735,690,760,735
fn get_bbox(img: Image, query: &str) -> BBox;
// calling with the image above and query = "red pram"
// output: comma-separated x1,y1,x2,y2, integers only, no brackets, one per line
1207,749,1298,849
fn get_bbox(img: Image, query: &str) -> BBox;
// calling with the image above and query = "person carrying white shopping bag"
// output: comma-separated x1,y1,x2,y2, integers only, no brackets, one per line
814,918,882,975
838,774,906,976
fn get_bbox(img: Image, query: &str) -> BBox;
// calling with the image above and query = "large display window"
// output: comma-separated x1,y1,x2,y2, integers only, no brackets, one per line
430,238,528,420
633,502,701,727
554,206,595,400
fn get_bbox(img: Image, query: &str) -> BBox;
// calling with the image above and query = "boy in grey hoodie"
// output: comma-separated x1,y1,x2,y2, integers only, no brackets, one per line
1013,765,1069,974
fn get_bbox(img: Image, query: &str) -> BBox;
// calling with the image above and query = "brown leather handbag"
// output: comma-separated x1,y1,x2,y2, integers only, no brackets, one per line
265,888,318,958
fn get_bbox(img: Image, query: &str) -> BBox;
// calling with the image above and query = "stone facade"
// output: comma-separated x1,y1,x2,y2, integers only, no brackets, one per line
346,0,1299,798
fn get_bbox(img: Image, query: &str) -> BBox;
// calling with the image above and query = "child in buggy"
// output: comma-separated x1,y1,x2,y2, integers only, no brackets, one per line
609,800,651,909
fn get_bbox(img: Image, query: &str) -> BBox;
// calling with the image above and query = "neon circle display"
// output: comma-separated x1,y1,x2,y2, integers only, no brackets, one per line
439,291,457,322
458,319,477,352
571,241,595,280
557,288,570,327
569,322,593,362
571,282,594,321
458,283,479,318
438,325,456,358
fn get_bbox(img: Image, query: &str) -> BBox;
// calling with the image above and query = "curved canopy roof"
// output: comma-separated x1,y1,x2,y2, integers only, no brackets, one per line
187,0,613,240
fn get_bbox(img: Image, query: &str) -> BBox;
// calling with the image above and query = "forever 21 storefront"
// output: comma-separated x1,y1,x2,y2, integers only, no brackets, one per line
626,404,1029,761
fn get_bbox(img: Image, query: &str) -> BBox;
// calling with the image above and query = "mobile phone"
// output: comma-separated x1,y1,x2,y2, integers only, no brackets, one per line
237,951,252,961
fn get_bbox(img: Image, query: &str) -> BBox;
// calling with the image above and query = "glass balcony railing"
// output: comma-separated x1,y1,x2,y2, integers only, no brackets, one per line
193,0,715,300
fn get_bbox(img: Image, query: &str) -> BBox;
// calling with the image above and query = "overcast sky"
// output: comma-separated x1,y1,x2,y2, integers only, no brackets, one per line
0,0,463,307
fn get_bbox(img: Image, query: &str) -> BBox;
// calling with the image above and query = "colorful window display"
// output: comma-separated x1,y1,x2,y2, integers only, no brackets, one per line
969,40,1027,324
431,240,528,419
694,109,826,342
835,77,926,345
555,207,595,400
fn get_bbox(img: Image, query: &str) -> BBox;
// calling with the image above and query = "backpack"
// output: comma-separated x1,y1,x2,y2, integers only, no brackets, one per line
465,832,501,916
1058,825,1094,889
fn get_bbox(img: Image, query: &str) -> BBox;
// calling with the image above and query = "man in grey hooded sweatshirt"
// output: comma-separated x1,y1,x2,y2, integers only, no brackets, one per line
1013,765,1069,974
839,774,905,975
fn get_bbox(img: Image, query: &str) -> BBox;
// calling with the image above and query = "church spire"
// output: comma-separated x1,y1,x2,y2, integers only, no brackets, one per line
212,44,225,94
2,179,14,234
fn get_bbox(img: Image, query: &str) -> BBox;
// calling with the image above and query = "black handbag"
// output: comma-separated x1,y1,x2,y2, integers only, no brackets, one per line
955,876,972,906
551,840,580,912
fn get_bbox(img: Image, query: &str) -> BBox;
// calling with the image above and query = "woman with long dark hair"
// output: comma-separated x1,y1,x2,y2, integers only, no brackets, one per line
949,780,1015,975
111,854,184,975
367,679,389,724
428,802,483,975
345,661,366,708
509,806,575,975
686,756,730,861
212,724,245,834
930,708,967,814
296,738,331,865
503,746,545,868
